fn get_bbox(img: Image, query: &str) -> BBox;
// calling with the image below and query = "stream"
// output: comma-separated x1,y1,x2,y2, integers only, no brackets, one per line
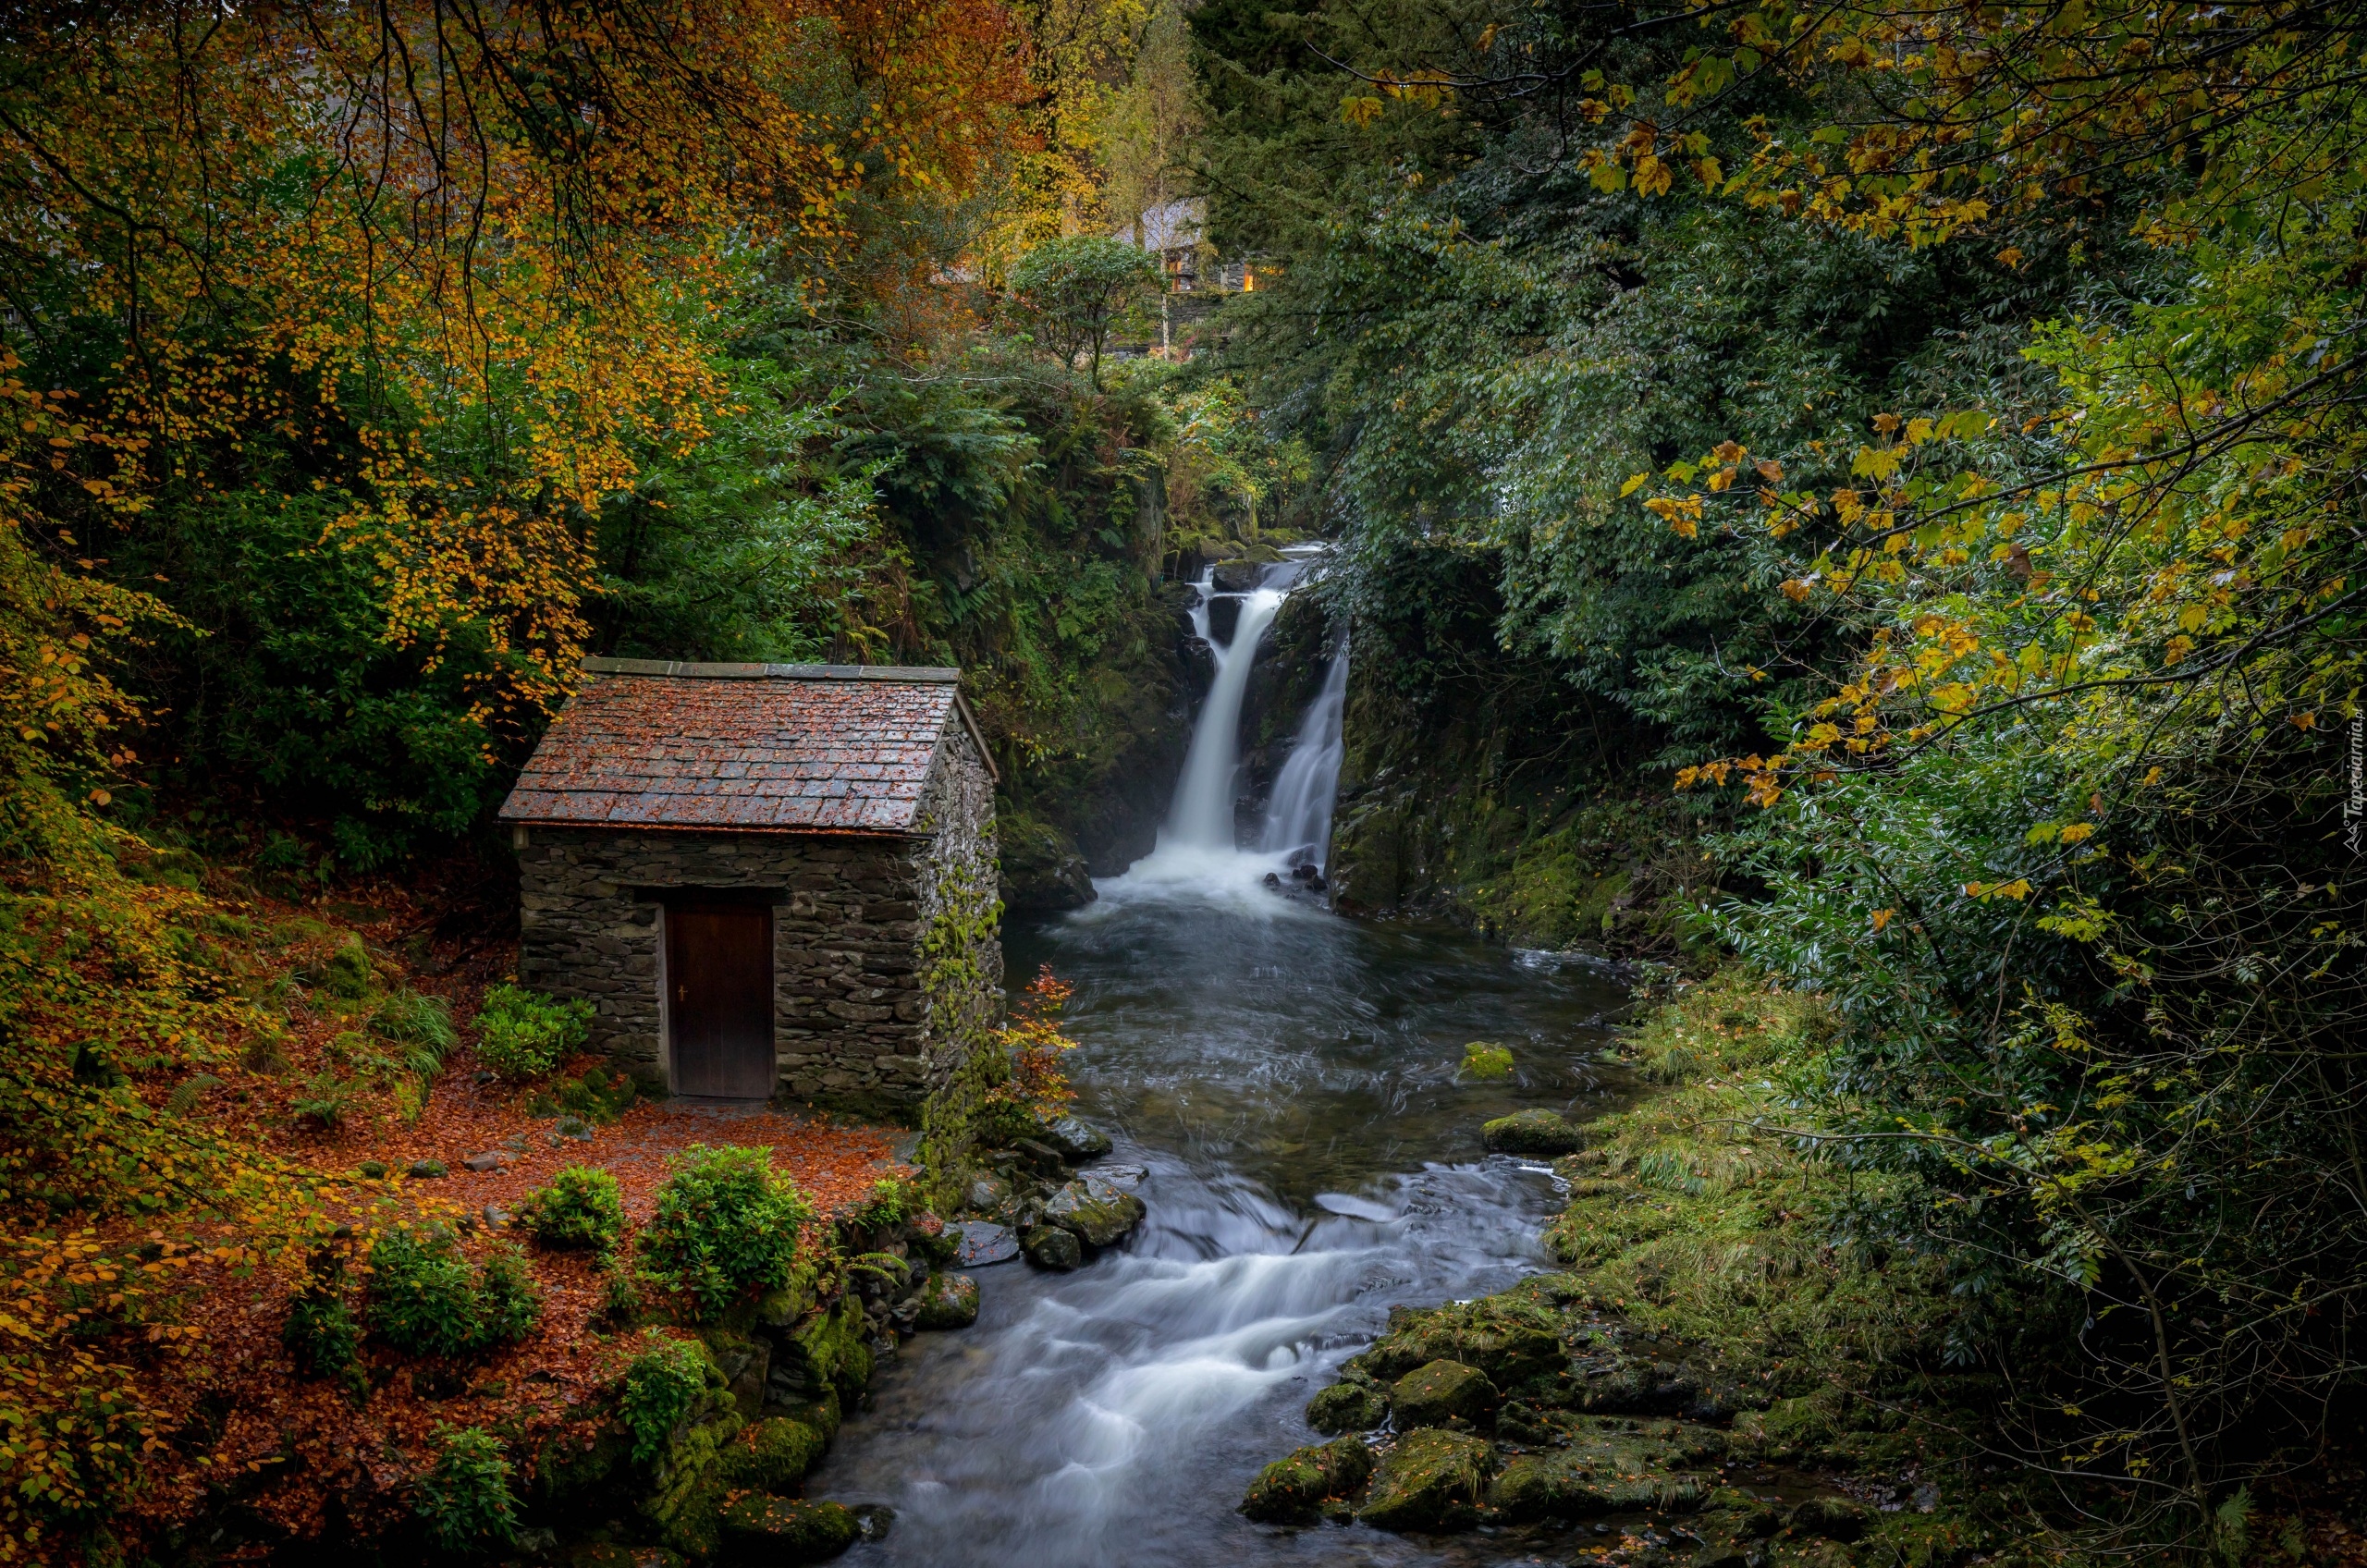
811,561,1634,1567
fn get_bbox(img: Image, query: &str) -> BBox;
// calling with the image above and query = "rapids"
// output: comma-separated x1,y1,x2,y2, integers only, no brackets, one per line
809,560,1631,1566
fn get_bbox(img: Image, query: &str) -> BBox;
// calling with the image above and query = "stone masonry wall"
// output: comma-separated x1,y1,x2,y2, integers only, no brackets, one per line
512,723,1000,1111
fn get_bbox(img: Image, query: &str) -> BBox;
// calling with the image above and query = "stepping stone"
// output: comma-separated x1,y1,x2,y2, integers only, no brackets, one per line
1090,1163,1147,1190
953,1221,1020,1267
461,1150,514,1172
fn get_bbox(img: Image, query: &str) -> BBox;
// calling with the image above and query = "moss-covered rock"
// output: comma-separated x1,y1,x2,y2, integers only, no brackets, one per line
1485,1415,1723,1522
701,1329,773,1420
1239,1435,1373,1523
1022,1225,1082,1270
1390,1360,1498,1429
1353,1298,1566,1391
1042,1178,1144,1247
641,1410,747,1558
1305,1378,1391,1434
1461,1041,1515,1079
998,812,1097,913
914,1273,979,1330
717,1492,858,1562
722,1416,825,1491
1356,1429,1492,1532
1481,1109,1585,1156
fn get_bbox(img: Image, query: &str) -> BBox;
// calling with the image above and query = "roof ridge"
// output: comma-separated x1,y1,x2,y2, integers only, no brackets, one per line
581,656,961,684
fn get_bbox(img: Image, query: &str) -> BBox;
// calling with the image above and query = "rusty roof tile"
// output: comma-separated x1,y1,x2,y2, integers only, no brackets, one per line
498,663,990,834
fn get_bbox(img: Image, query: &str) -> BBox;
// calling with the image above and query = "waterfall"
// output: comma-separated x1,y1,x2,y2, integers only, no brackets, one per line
1257,640,1348,869
1161,573,1285,851
1106,553,1342,904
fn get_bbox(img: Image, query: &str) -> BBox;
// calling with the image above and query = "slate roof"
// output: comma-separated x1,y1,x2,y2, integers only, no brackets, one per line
498,658,994,835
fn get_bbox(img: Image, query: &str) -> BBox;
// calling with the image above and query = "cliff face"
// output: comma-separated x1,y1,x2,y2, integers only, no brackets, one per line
1324,645,1715,960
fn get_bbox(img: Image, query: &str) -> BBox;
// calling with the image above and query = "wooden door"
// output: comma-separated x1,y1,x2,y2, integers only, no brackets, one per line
666,903,775,1098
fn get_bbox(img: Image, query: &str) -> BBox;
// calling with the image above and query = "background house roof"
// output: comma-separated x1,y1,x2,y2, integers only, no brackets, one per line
498,658,994,834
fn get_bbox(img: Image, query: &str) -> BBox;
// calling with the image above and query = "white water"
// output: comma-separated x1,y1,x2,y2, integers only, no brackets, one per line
1164,574,1287,852
1257,640,1350,870
1120,559,1350,899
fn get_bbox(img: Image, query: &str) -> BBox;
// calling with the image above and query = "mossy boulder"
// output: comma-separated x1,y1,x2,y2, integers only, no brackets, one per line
914,1273,979,1330
1390,1360,1498,1429
717,1492,858,1562
1461,1041,1515,1079
306,933,374,999
1481,1109,1585,1156
1023,1225,1083,1270
1239,1435,1372,1523
722,1416,825,1490
1306,1378,1391,1434
1487,1416,1719,1521
1042,1178,1144,1248
1354,1299,1566,1391
1356,1429,1492,1532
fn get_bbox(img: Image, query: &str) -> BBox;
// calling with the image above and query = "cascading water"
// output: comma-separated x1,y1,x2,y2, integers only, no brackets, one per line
1163,572,1287,851
1257,639,1349,870
808,549,1633,1568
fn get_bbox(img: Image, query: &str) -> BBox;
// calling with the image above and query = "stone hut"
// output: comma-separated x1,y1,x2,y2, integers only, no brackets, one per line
498,657,1001,1110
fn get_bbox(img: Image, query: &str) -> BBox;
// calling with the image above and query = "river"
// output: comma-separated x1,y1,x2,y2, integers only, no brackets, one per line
809,561,1637,1566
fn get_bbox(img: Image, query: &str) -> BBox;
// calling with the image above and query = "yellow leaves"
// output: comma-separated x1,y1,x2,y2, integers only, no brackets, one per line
1964,877,2035,901
1341,96,1385,127
1644,493,1704,537
1621,472,1650,497
1870,908,1895,931
1635,155,1674,197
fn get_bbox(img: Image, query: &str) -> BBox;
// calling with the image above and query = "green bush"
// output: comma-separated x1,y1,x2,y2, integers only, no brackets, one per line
521,1166,626,1253
414,1425,517,1553
637,1145,812,1320
367,1226,543,1356
291,1070,355,1129
620,1336,717,1464
476,1244,544,1343
283,1292,364,1400
473,983,594,1081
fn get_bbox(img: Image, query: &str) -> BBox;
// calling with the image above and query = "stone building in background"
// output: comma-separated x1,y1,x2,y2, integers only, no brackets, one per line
497,657,1001,1112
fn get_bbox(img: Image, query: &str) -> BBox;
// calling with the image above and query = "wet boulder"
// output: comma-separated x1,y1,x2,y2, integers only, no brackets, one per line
1209,559,1265,592
1043,1177,1145,1248
1390,1360,1498,1429
998,815,1098,913
1356,1429,1492,1533
1239,1435,1373,1523
717,1493,857,1563
1306,1378,1391,1434
953,1221,1020,1268
964,1172,1014,1212
914,1273,979,1329
1023,1225,1083,1270
1481,1109,1586,1156
1036,1115,1113,1161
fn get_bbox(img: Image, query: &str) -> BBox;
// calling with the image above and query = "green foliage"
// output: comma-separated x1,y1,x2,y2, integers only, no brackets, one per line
1006,236,1163,387
521,1167,627,1254
366,1226,543,1356
370,991,457,1061
619,1336,720,1464
472,984,593,1081
282,1292,364,1400
290,1072,355,1130
636,1145,812,1320
413,1426,518,1555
